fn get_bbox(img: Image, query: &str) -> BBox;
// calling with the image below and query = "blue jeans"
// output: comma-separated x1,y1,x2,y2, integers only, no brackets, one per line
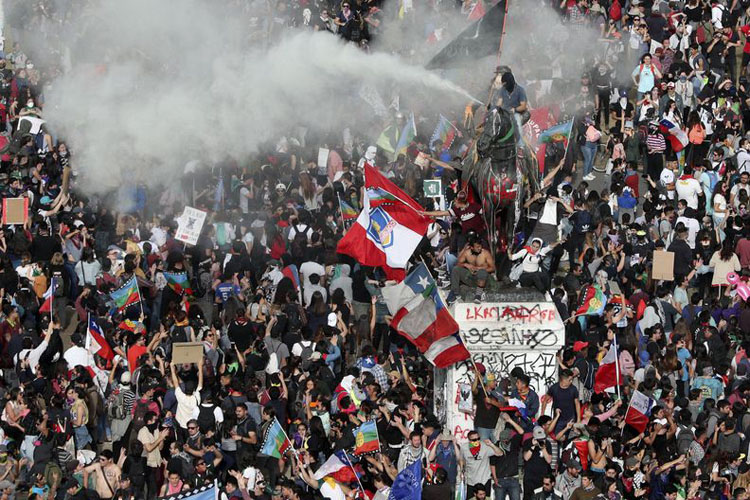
446,252,458,274
495,477,521,500
582,142,597,176
476,427,495,441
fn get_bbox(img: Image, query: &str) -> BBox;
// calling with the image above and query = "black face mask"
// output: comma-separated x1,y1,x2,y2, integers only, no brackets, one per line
146,422,159,432
471,249,482,256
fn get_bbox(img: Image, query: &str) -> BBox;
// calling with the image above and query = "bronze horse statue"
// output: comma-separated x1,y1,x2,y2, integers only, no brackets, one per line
463,105,540,271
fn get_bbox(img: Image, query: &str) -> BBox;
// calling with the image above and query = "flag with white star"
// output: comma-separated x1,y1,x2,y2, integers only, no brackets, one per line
381,263,469,368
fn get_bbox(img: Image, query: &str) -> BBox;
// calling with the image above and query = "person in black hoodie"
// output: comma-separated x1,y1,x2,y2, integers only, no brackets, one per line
668,224,695,283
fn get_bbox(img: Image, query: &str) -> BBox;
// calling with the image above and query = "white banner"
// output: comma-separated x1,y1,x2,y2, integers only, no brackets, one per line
175,206,207,246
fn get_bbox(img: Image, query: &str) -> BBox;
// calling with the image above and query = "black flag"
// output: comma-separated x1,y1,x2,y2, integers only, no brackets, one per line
425,0,507,70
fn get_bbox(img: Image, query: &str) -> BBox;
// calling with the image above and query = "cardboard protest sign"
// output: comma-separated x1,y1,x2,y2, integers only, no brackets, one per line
2,198,28,225
652,251,674,281
172,342,204,364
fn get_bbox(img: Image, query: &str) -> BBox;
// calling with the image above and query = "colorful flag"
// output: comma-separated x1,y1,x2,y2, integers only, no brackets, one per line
376,124,399,155
339,198,358,220
659,118,689,153
87,317,115,361
213,172,225,212
467,0,486,20
337,165,429,281
625,390,654,433
422,334,470,368
594,342,619,393
430,114,459,151
282,265,301,293
388,459,422,500
110,276,141,312
352,420,380,456
562,438,590,470
158,482,217,500
381,263,468,368
163,271,193,296
576,285,607,316
260,418,291,459
39,279,56,313
394,113,417,160
314,450,360,483
538,120,574,144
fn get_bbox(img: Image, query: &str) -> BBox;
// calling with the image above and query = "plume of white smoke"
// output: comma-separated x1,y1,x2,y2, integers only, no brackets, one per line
12,0,476,193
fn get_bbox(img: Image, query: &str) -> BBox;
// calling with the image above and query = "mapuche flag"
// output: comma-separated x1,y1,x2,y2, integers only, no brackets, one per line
110,276,140,312
337,164,429,281
163,271,193,296
259,418,291,459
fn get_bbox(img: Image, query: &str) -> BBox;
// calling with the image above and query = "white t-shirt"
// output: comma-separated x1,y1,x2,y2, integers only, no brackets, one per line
300,261,325,286
675,177,702,209
731,183,750,209
175,386,201,429
676,215,700,249
239,186,251,214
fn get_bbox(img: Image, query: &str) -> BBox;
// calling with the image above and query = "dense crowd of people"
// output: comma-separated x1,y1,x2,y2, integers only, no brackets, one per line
5,0,750,500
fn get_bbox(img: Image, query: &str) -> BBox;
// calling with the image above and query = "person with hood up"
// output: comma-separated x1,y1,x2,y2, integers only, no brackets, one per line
497,71,529,137
511,237,564,293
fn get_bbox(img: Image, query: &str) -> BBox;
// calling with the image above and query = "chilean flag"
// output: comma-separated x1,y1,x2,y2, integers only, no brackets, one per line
594,343,619,393
282,265,301,293
87,317,115,361
39,280,57,313
382,263,469,368
625,390,654,433
337,164,429,281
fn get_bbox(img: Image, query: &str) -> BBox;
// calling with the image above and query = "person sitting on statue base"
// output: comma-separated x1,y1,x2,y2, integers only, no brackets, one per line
447,234,495,305
511,237,565,293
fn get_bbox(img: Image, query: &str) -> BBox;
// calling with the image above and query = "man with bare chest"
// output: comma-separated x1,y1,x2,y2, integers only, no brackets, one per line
447,236,495,304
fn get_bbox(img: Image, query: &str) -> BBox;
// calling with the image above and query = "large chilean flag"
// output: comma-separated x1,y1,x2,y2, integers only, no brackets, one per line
382,263,469,368
337,164,429,280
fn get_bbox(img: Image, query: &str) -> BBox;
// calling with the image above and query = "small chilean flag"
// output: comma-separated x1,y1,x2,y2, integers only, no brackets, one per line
625,390,654,433
594,343,619,393
39,280,57,313
87,317,115,361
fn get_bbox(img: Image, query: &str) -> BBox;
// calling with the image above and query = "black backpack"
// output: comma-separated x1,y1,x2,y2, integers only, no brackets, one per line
290,225,310,260
51,273,65,297
582,359,598,391
131,400,151,431
197,404,217,434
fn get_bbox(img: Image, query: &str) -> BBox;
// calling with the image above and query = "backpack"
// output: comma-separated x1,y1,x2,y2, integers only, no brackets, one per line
290,225,310,260
609,0,622,21
718,4,731,29
106,389,128,421
197,404,217,434
582,359,598,391
298,341,316,370
50,273,64,297
132,399,151,431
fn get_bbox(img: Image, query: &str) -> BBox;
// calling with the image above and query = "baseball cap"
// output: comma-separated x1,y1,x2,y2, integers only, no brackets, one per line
573,341,589,352
566,459,583,471
532,426,546,440
327,312,338,327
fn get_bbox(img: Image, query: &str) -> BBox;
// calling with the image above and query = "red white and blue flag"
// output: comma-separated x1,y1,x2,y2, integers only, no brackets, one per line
282,265,301,294
87,317,115,361
39,280,57,313
594,342,619,393
337,164,429,281
625,390,654,433
382,263,469,368
659,118,689,153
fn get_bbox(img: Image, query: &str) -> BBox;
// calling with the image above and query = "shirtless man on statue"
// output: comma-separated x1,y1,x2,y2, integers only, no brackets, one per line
447,234,495,305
